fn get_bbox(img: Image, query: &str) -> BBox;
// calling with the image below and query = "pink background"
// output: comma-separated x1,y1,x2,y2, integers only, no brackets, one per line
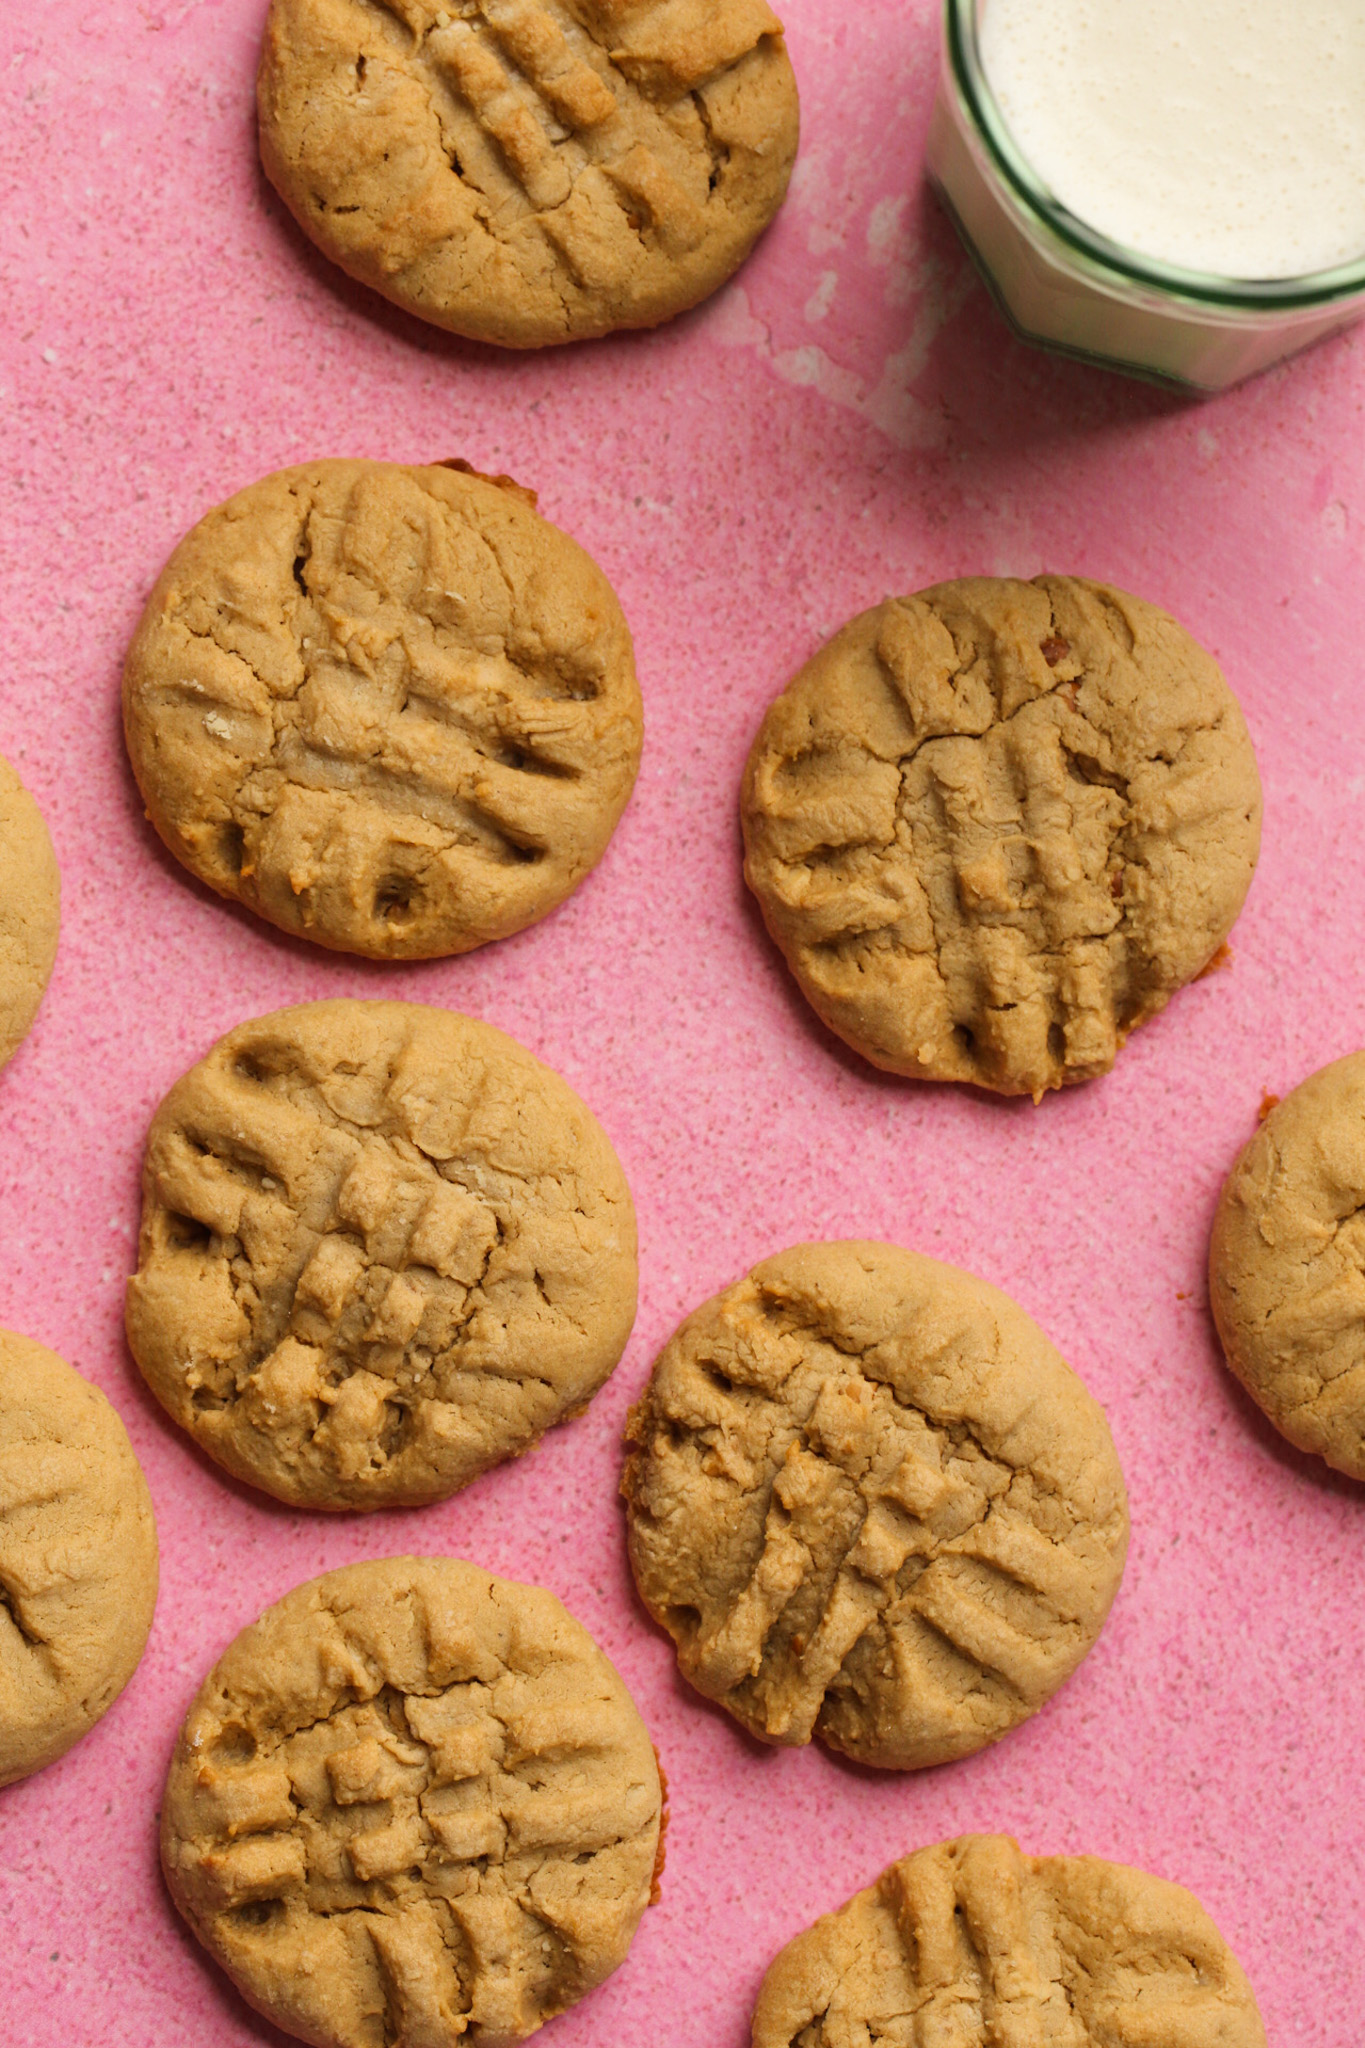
2,1,1363,2041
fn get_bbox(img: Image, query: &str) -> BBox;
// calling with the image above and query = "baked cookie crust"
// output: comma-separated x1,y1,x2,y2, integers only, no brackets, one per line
126,1000,637,1509
751,1834,1266,2048
162,1557,662,2048
258,0,800,347
623,1242,1128,1769
742,576,1262,1098
0,753,59,1072
0,1329,158,1788
123,459,642,960
1211,1053,1365,1480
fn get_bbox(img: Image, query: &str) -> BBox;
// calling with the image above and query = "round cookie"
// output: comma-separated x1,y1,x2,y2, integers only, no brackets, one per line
751,1834,1266,2048
622,1242,1128,1770
0,1330,158,1788
126,999,637,1510
162,1557,663,2048
257,0,800,349
1210,1053,1365,1480
0,753,59,1072
123,459,643,960
742,575,1262,1098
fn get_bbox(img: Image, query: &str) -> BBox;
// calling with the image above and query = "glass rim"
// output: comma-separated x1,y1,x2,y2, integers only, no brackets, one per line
946,0,1365,310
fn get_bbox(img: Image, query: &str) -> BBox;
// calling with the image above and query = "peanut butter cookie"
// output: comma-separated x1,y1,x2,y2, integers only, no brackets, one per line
258,0,800,348
751,1834,1266,2048
1211,1053,1365,1481
123,459,642,959
0,753,59,1072
126,1000,637,1509
623,1242,1128,1770
0,1330,158,1787
162,1557,662,2048
742,576,1262,1098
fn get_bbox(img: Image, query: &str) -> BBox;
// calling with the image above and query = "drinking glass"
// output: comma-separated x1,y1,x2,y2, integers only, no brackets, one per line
926,0,1365,392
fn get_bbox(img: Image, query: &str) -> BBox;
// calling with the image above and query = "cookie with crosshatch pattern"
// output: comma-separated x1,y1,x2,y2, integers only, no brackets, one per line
125,999,637,1509
1210,1052,1365,1481
122,459,642,959
0,1329,158,1788
751,1834,1266,2048
0,752,59,1073
257,0,800,347
623,1242,1128,1769
741,575,1261,1098
161,1557,662,2048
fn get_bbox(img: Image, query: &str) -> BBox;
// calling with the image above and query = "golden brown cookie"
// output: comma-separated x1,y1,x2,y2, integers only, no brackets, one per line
751,1834,1266,2048
258,0,800,348
1210,1053,1365,1480
123,459,642,959
742,576,1262,1098
126,999,637,1510
0,1330,158,1788
623,1242,1128,1769
0,753,59,1072
162,1557,663,2048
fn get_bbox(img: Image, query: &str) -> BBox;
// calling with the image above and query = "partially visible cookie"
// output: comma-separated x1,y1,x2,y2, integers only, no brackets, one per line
0,1330,158,1788
123,459,642,959
742,576,1262,1098
126,999,637,1510
751,1834,1266,2048
623,1242,1128,1769
162,1557,662,2048
0,753,59,1072
258,0,800,348
1211,1054,1365,1480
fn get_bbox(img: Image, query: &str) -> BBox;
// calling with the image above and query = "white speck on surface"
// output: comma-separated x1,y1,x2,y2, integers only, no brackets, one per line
41,347,58,364
867,194,909,267
203,711,232,738
707,286,945,450
804,270,838,322
708,283,770,352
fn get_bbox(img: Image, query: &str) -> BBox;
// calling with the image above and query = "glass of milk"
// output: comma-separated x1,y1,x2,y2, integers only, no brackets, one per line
926,0,1365,390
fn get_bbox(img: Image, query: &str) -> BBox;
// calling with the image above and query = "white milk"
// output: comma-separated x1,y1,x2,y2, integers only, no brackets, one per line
980,0,1365,280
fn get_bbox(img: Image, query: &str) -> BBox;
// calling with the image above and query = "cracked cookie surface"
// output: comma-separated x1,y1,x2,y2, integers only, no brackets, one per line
1210,1053,1365,1481
0,753,59,1072
162,1557,662,2048
126,999,637,1510
258,0,799,347
123,459,642,959
0,1329,158,1788
622,1242,1127,1769
751,1833,1266,2048
741,576,1262,1098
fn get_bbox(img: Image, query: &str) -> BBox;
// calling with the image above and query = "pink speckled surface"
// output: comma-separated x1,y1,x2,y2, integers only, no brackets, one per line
1,2,1363,2043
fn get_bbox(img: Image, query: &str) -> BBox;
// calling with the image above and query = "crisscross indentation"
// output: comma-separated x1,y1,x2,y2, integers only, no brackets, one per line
124,460,642,959
164,1560,661,2048
624,1244,1127,1769
393,0,714,283
127,1000,637,1509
